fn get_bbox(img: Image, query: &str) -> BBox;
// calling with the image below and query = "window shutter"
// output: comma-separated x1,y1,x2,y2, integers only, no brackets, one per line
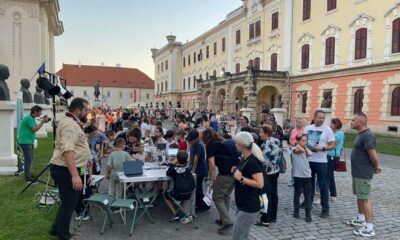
255,20,261,37
214,42,217,55
391,86,400,116
301,44,310,69
271,53,277,71
355,28,367,60
249,23,255,39
236,30,241,44
222,38,226,52
393,18,400,53
325,37,335,65
303,0,311,21
272,12,279,30
327,0,336,11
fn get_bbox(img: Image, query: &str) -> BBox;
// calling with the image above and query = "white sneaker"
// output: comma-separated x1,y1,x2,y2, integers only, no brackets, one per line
353,226,375,237
75,214,90,221
346,217,366,227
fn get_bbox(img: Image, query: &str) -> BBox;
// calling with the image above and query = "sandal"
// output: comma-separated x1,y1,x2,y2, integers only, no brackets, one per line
254,221,270,227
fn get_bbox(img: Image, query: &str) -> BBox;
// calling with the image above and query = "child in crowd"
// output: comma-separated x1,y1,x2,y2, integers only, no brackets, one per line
291,134,313,222
165,130,176,150
132,144,146,163
163,151,193,222
106,138,133,198
104,130,116,156
176,130,188,151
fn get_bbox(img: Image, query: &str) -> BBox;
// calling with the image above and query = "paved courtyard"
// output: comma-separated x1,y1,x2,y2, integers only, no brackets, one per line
73,150,400,240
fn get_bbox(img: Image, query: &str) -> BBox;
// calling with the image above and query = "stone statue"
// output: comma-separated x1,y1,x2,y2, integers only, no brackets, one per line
161,102,165,108
145,103,148,108
0,64,11,101
150,102,153,108
20,78,33,103
275,94,283,108
243,96,249,108
321,91,332,108
155,102,159,108
94,80,100,101
34,86,45,104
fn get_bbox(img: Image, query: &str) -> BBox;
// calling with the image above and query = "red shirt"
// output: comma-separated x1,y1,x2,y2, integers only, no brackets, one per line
178,140,187,151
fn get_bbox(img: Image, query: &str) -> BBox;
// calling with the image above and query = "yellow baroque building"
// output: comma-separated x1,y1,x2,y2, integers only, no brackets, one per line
152,0,400,135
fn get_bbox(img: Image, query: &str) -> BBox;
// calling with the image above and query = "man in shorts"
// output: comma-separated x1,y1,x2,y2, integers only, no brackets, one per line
346,112,381,237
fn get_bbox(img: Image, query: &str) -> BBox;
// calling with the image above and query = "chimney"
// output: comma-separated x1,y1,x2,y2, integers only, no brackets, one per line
116,63,121,67
166,35,176,45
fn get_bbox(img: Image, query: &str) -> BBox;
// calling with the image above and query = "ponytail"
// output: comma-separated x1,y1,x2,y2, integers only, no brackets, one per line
251,142,264,162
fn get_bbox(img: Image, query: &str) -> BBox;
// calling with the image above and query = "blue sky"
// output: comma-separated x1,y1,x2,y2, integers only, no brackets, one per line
55,0,242,79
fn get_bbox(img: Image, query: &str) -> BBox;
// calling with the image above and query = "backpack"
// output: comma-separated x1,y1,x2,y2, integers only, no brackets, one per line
221,139,240,167
174,168,196,196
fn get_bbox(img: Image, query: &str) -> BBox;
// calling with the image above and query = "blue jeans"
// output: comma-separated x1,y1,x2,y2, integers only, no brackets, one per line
19,144,34,180
309,162,329,210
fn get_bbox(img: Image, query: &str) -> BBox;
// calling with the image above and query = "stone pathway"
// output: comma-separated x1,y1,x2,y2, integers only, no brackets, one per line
74,150,400,240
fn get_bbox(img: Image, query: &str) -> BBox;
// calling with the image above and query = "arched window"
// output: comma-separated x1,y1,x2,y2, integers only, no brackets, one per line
392,18,400,53
235,63,240,73
188,77,191,90
254,57,260,70
391,86,400,116
248,59,254,69
302,92,307,113
271,53,278,71
355,28,367,60
325,37,335,65
183,78,185,90
353,88,364,114
301,44,310,69
165,81,168,92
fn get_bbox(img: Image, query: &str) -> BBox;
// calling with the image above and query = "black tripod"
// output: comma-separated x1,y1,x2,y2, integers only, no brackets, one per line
21,74,59,194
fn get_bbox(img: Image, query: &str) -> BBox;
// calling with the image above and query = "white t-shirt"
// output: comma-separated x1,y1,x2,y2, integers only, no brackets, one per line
140,122,151,137
304,124,335,163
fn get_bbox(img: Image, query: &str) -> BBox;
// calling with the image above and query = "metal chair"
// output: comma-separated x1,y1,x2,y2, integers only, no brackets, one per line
78,193,113,234
107,199,139,236
134,189,158,223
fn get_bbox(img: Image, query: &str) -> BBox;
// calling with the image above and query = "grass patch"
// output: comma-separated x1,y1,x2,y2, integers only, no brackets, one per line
344,132,400,156
0,134,55,240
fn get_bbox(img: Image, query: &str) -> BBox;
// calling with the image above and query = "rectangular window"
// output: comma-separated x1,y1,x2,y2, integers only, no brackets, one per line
183,57,185,67
355,28,367,60
165,60,168,70
199,49,202,61
157,65,160,73
146,93,149,99
301,44,310,69
206,45,209,58
271,53,278,71
83,90,87,97
325,37,335,65
161,62,164,71
119,91,123,98
249,22,255,39
272,13,279,30
303,0,311,21
107,91,110,97
236,29,241,44
188,55,190,65
255,20,261,37
222,38,226,52
193,52,196,63
214,42,217,55
327,0,336,11
130,92,133,98
393,19,400,53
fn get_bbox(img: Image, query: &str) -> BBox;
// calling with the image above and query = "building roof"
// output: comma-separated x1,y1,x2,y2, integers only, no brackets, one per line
56,64,154,89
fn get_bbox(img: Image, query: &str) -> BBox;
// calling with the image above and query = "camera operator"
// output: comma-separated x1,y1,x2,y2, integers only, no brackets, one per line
18,105,50,183
49,98,90,240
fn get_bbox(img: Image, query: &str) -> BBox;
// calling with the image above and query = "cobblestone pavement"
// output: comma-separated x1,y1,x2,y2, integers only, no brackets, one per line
74,150,400,240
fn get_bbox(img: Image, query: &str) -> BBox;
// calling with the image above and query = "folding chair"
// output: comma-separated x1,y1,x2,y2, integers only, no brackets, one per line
169,193,198,230
134,189,158,223
106,199,139,236
78,193,113,234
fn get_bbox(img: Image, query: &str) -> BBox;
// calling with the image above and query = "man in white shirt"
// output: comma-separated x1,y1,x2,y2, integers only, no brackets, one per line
140,117,151,138
304,110,336,218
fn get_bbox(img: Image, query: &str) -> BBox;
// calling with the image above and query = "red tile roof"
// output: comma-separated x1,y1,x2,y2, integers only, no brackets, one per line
56,64,154,89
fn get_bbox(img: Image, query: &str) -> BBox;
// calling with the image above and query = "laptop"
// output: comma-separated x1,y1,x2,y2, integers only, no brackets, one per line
123,161,143,177
167,148,178,157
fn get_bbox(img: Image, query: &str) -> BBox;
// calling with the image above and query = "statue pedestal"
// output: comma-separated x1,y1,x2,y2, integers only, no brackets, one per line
240,108,253,120
92,101,102,108
0,101,18,175
271,108,287,127
319,108,332,126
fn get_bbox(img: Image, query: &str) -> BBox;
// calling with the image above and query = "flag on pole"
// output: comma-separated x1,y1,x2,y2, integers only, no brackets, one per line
37,62,46,74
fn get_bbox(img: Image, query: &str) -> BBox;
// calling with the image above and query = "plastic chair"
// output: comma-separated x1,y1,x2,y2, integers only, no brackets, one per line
78,193,113,234
107,199,139,236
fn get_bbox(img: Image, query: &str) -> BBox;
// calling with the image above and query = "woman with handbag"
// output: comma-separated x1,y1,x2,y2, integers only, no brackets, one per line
255,124,282,227
327,118,345,201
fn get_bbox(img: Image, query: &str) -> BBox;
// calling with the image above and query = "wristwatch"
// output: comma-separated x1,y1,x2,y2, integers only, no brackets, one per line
240,177,245,185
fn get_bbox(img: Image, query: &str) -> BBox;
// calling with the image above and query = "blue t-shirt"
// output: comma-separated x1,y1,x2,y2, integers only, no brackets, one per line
328,130,345,157
88,133,106,157
189,140,207,176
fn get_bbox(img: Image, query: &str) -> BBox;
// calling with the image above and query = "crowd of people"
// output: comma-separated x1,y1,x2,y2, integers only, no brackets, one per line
21,97,380,239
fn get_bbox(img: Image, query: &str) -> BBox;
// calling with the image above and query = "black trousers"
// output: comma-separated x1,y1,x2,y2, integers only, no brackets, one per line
294,177,312,211
260,172,279,223
50,165,81,240
327,155,339,197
